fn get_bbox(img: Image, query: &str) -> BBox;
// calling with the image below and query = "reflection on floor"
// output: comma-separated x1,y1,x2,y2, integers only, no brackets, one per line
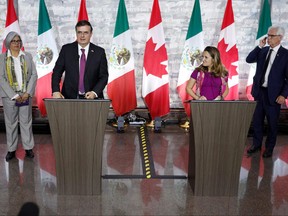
0,124,288,215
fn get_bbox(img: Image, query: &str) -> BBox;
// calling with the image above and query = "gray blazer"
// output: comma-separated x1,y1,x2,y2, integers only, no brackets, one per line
0,51,38,98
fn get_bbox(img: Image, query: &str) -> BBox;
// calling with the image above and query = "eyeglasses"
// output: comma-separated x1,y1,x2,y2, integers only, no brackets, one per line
267,34,280,38
11,40,22,44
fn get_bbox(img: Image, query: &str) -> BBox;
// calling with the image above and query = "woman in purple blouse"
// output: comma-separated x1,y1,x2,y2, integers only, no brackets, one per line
186,46,229,100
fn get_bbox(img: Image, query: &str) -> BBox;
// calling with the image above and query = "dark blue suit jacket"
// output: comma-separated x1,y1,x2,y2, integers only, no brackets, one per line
246,46,288,105
52,41,108,99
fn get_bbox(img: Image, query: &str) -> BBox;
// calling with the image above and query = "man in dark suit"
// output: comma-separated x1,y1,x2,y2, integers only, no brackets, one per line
246,26,288,158
52,20,108,99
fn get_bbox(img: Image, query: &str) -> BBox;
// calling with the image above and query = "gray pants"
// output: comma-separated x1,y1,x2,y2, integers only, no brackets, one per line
2,97,35,152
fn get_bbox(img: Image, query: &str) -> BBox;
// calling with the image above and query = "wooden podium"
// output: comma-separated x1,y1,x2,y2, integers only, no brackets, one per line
188,101,256,196
44,99,110,195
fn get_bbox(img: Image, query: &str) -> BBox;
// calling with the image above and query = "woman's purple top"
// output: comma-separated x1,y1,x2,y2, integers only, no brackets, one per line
191,70,228,100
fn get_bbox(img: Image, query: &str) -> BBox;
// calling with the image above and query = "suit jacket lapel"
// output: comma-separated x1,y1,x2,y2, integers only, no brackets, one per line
86,44,95,71
275,46,283,59
72,42,80,76
23,54,30,75
272,45,283,66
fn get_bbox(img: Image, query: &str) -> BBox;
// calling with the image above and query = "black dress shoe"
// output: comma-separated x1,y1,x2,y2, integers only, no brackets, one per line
5,151,16,162
247,145,261,154
262,150,273,158
25,149,34,158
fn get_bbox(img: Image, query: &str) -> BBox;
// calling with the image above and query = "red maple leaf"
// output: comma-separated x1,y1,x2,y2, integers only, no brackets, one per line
218,39,238,79
141,178,162,206
143,38,168,78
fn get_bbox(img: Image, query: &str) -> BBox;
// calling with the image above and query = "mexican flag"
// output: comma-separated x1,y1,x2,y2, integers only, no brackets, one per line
36,0,58,116
176,0,204,117
142,0,170,120
246,0,272,100
2,0,23,53
107,0,137,116
217,0,239,100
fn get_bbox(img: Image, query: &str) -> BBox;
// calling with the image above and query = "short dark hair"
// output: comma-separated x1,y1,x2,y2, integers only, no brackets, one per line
75,20,93,32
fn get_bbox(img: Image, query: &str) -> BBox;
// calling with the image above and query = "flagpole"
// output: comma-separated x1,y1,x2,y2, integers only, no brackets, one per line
142,0,170,131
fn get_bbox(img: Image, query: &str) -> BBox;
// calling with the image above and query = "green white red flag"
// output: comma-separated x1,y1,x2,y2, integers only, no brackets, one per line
36,0,58,116
246,0,272,100
107,0,137,116
177,0,204,116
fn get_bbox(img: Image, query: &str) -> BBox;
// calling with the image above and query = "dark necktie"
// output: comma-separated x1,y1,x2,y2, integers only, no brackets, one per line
261,49,273,85
79,48,86,93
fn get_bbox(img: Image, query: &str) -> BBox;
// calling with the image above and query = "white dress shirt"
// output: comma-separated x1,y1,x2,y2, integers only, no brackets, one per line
262,44,280,87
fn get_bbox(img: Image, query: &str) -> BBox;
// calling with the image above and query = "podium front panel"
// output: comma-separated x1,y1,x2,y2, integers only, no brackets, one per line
44,99,110,195
188,101,256,196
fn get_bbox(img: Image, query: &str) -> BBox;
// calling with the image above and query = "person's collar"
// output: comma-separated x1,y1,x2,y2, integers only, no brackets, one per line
270,44,281,53
7,49,25,58
78,43,90,52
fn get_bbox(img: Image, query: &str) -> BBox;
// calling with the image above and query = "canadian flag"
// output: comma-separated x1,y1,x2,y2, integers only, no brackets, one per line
142,0,170,120
78,0,89,21
217,0,239,100
2,0,23,53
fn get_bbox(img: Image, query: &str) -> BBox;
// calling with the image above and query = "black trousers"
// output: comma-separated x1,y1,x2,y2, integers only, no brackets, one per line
252,87,281,151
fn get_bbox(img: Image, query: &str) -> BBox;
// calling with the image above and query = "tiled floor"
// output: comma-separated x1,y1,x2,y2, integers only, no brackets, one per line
0,124,288,215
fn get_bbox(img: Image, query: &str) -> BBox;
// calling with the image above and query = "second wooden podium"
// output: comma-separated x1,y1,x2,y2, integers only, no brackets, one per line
188,101,256,196
44,99,110,195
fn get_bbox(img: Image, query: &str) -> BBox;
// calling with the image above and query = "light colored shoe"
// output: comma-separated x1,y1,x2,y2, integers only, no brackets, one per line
180,121,189,129
112,122,128,128
146,120,154,128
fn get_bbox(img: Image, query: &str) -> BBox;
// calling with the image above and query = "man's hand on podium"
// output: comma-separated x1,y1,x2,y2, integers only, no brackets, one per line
52,92,64,99
85,91,97,99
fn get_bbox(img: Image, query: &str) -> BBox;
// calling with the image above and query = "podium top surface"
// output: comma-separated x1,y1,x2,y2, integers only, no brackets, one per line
44,98,111,103
190,100,256,104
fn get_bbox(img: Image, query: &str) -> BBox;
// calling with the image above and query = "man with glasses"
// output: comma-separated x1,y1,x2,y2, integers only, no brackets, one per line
246,26,288,158
52,20,108,99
